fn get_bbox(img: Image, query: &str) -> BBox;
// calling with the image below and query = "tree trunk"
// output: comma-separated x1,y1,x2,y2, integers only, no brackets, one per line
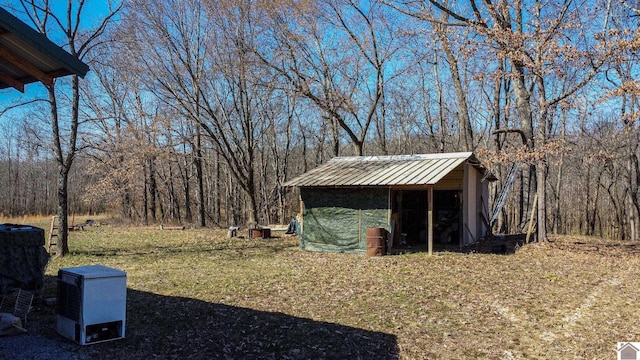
214,150,221,224
55,168,70,256
630,153,640,240
148,156,157,222
143,160,149,226
536,163,547,242
183,151,192,223
432,49,447,153
299,117,309,173
493,61,506,232
435,22,473,151
49,83,72,256
376,95,388,155
245,163,258,226
589,169,604,235
194,128,206,227
553,111,567,234
330,116,340,156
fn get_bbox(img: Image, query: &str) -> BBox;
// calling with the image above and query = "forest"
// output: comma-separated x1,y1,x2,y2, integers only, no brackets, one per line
1,0,639,242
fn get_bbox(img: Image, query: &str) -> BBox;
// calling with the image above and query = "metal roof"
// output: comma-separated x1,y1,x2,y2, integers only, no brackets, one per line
285,152,495,187
0,7,89,92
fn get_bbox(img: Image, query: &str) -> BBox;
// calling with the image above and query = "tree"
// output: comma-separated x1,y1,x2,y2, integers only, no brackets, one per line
15,0,122,255
600,2,640,240
258,0,412,156
384,0,611,240
123,0,284,226
81,57,163,223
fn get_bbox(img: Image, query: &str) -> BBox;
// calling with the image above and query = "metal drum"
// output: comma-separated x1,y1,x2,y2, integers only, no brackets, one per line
366,227,386,256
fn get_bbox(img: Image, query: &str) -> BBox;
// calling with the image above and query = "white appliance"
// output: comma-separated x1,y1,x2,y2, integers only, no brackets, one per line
56,264,126,345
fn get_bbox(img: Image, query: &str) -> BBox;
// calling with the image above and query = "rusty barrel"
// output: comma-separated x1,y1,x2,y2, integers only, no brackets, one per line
366,227,386,256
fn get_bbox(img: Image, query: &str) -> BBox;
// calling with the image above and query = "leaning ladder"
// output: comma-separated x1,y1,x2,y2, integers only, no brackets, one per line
46,216,58,254
490,163,519,227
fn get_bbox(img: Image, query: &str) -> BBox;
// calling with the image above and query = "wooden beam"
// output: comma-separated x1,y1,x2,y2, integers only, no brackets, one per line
299,195,304,234
0,42,53,87
358,208,362,247
0,71,23,92
428,187,433,256
480,211,492,238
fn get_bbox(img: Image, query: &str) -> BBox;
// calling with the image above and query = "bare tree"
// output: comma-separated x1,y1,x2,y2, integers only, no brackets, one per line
257,0,412,156
384,0,611,240
16,0,122,255
123,0,287,226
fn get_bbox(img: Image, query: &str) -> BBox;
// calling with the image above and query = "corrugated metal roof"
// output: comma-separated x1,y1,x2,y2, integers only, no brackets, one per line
0,7,89,91
285,152,493,187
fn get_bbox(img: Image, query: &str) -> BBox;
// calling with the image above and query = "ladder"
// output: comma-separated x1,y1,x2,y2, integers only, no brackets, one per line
46,216,58,254
490,163,519,226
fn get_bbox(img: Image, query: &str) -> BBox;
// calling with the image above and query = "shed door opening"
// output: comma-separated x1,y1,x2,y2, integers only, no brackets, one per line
391,189,462,251
433,190,461,247
392,190,428,247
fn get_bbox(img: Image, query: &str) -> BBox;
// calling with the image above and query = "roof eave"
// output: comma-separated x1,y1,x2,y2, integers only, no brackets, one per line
0,7,89,79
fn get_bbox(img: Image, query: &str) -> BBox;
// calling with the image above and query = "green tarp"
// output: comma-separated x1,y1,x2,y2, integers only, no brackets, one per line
300,188,389,253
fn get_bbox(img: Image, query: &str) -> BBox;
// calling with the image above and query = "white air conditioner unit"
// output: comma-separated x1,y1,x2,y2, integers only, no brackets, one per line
56,264,126,345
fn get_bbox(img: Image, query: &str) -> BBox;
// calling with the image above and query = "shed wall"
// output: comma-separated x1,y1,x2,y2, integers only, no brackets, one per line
300,188,389,253
433,167,464,190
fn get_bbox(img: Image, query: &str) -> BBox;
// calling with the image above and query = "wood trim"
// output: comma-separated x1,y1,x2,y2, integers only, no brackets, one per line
0,42,53,87
428,187,433,256
0,70,23,92
299,196,304,234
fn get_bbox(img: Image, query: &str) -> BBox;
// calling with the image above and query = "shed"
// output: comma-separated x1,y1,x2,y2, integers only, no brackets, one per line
284,152,496,254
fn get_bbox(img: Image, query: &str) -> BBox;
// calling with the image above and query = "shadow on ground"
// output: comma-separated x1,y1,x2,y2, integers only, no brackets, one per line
17,278,399,360
390,234,527,255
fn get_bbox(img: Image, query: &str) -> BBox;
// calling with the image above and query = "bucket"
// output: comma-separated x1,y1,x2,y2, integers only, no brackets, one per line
366,227,386,256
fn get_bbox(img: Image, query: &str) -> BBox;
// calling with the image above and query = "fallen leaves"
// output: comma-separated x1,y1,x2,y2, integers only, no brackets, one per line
19,227,640,359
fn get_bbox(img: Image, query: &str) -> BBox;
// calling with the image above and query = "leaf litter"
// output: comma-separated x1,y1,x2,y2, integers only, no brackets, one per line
14,226,640,359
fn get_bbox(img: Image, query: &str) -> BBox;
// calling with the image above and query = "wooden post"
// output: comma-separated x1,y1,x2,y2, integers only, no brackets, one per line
428,187,433,255
299,196,304,234
526,193,538,244
358,208,363,248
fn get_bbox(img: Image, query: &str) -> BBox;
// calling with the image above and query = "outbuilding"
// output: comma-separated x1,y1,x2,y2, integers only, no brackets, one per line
285,152,496,255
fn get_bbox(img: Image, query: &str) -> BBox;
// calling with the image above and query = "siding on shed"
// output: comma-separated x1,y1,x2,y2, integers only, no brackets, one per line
463,163,477,245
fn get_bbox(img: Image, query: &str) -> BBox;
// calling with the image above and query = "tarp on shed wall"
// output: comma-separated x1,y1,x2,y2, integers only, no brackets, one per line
301,188,389,253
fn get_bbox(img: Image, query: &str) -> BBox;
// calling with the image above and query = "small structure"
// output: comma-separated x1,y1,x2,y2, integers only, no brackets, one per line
285,152,496,255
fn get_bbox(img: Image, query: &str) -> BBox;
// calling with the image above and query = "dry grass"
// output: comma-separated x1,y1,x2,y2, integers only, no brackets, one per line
16,220,640,359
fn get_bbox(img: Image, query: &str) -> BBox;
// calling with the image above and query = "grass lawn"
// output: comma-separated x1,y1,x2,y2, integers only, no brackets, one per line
11,217,640,359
